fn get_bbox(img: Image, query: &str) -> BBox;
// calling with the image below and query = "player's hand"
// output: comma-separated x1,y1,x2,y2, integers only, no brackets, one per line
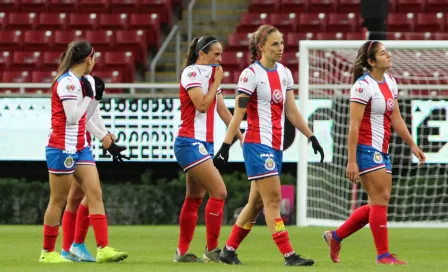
214,65,224,84
108,133,117,142
106,142,130,163
309,135,324,163
411,145,426,165
81,76,94,98
346,161,359,183
213,142,230,169
93,76,105,101
101,134,113,149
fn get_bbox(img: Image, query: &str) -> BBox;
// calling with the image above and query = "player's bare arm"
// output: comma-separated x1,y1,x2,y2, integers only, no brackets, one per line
346,102,366,182
284,91,313,138
223,94,249,144
217,94,244,142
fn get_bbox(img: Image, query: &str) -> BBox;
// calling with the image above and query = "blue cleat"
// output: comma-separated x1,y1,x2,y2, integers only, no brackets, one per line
70,243,96,262
61,249,80,262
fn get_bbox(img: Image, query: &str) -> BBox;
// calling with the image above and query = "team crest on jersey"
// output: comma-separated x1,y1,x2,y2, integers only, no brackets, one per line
386,98,395,111
272,89,283,104
239,76,248,83
265,157,276,170
357,87,363,93
64,156,74,168
282,78,286,86
198,143,208,155
373,152,383,164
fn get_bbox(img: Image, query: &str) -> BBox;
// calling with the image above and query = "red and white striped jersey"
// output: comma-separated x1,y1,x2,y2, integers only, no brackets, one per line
178,64,221,142
47,71,89,151
350,73,398,153
238,61,294,150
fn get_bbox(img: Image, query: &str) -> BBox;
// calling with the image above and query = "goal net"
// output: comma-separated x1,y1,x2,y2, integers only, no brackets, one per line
297,40,448,228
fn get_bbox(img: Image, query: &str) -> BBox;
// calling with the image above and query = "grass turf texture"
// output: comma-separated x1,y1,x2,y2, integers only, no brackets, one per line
1,225,446,271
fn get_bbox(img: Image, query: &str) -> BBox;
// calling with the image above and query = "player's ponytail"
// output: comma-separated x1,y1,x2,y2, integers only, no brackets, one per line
353,40,380,83
53,40,94,84
249,24,278,63
181,36,219,72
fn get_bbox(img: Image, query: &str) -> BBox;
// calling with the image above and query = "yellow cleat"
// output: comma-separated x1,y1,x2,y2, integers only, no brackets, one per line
96,246,128,263
39,250,73,263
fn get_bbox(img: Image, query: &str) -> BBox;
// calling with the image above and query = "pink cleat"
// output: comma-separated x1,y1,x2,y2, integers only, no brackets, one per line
377,253,407,265
323,231,341,263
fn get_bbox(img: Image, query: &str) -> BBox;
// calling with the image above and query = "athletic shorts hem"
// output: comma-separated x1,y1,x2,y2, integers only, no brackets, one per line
359,164,386,176
183,155,211,172
247,171,279,181
48,169,75,175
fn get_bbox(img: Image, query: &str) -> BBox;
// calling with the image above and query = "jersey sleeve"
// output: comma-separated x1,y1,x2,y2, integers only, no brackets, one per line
237,68,256,96
56,77,77,101
181,66,202,91
350,80,372,105
286,67,294,91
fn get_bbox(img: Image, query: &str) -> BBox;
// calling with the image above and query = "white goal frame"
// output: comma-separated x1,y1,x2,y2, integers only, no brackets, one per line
297,40,448,228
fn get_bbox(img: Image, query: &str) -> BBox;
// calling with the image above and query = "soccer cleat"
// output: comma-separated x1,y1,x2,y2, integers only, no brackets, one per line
61,249,80,262
69,243,96,262
202,246,222,263
39,250,73,263
377,253,407,265
323,230,341,263
284,254,314,266
96,246,128,263
218,246,243,265
173,250,204,263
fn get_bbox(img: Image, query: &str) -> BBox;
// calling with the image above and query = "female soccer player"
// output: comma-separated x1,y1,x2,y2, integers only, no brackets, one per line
213,25,324,266
40,40,128,263
173,36,243,263
323,41,426,265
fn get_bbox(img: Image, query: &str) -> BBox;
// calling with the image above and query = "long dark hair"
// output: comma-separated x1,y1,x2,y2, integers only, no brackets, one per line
54,40,94,83
353,41,380,83
249,24,279,63
181,36,219,71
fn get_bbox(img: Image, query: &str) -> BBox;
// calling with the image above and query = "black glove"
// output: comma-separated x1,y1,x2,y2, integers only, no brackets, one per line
106,142,130,163
93,76,105,101
80,76,94,98
309,135,324,163
213,143,231,169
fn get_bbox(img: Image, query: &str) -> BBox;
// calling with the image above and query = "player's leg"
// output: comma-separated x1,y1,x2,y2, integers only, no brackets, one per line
175,172,206,262
73,197,90,246
74,147,128,263
219,180,263,265
257,175,314,266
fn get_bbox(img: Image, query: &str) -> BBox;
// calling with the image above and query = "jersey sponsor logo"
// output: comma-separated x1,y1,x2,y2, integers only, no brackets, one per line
260,153,274,158
62,150,76,155
357,86,363,93
272,89,283,104
265,157,275,170
187,71,197,78
239,75,248,83
373,151,383,163
64,156,74,168
66,84,75,92
386,98,395,112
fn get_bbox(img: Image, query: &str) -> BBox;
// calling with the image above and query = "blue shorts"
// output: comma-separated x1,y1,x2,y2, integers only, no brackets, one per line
46,146,95,175
174,136,214,172
357,144,392,175
243,143,283,181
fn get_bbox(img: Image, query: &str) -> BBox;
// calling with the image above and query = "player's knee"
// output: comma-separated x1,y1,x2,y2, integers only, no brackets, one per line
67,191,84,207
264,194,282,211
50,193,68,208
248,198,264,212
85,187,103,204
210,187,227,200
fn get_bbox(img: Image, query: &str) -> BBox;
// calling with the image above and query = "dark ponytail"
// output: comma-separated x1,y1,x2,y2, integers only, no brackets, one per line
353,40,380,83
249,24,278,63
53,40,94,83
181,36,219,71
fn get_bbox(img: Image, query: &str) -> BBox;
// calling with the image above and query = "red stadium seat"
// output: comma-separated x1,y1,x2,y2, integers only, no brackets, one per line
53,30,85,50
78,0,110,13
248,0,279,13
220,51,245,72
85,30,115,51
338,0,361,13
23,31,54,50
31,70,57,83
99,13,129,30
315,32,346,40
42,51,63,69
19,0,48,12
129,13,161,47
386,32,405,40
227,33,251,51
0,30,23,50
0,12,6,29
346,32,366,40
269,13,297,33
434,32,448,40
103,51,135,82
281,51,299,68
327,13,359,33
68,13,99,30
115,30,147,66
279,0,307,13
237,13,269,33
139,0,173,27
404,32,434,40
286,32,315,51
38,13,68,30
308,0,337,13
0,51,12,69
427,0,448,12
298,13,327,33
387,13,415,32
396,0,425,13
3,71,31,83
0,0,18,12
6,13,37,30
11,51,42,69
414,13,444,33
48,0,77,12
110,0,138,13
92,70,123,84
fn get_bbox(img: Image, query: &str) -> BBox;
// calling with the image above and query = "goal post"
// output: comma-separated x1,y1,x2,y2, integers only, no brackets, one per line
297,40,448,228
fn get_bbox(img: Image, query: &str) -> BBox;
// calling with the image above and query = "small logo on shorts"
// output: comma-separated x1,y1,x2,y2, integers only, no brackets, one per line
265,157,275,170
64,156,74,168
198,143,208,155
373,152,383,164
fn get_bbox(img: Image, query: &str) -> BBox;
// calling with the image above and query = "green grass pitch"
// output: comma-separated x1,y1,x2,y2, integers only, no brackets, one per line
0,225,446,271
